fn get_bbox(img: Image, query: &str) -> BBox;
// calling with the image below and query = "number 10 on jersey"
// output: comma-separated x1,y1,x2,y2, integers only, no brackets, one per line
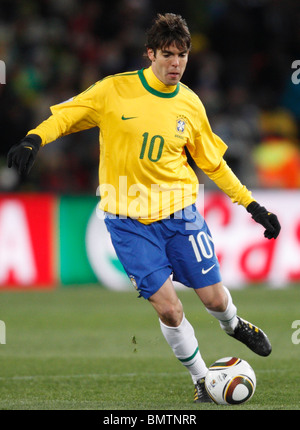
139,132,165,162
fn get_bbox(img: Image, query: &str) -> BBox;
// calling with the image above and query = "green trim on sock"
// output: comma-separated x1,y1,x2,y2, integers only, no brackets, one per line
178,347,199,363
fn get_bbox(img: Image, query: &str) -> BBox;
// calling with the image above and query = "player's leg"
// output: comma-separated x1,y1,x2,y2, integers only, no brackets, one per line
104,214,211,401
194,282,272,357
148,277,211,402
194,281,239,334
148,275,183,326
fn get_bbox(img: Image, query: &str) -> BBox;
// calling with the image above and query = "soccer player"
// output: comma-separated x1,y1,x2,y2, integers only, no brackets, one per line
7,13,280,403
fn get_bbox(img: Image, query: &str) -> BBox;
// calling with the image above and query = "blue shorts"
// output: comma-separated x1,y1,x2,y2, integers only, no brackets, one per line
104,204,222,299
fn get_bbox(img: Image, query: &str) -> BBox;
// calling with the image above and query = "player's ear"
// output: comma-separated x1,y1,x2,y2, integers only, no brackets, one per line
147,48,156,62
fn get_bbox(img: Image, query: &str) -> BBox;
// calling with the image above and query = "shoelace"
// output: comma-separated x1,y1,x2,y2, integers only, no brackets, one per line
194,379,209,401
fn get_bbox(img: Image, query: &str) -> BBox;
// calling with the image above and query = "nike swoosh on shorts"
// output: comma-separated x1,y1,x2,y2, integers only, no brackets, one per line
201,264,216,275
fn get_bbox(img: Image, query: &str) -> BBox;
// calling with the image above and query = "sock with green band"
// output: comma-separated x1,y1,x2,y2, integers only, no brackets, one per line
159,315,207,384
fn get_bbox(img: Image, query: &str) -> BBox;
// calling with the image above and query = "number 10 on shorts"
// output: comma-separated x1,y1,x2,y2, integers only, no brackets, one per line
188,232,214,262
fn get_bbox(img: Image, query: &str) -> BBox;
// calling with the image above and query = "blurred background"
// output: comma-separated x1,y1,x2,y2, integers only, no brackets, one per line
0,0,300,290
1,0,300,192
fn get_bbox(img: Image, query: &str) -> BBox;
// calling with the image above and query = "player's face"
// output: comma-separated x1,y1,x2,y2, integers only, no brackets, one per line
148,42,189,86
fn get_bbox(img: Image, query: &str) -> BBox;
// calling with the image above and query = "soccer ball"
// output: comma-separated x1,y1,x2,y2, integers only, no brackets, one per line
205,357,256,405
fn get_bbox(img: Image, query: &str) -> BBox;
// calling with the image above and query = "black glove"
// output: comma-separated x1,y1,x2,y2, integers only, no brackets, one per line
247,201,281,239
7,134,41,175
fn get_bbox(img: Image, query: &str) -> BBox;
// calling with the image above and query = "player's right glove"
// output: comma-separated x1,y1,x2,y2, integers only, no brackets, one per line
246,201,281,239
7,134,41,176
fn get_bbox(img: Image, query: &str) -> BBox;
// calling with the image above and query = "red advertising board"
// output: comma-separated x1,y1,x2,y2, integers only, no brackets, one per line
0,194,57,288
0,191,299,290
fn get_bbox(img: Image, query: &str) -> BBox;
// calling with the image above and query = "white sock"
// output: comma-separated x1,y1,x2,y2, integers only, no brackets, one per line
206,286,238,334
159,315,207,384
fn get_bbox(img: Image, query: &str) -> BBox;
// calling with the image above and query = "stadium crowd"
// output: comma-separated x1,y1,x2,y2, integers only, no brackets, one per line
1,0,300,192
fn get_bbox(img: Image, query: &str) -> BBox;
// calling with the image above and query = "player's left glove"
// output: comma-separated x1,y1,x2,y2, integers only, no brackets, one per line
246,201,281,239
7,134,41,175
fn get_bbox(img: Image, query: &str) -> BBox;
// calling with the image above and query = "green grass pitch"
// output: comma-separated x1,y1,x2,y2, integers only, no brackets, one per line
0,286,299,410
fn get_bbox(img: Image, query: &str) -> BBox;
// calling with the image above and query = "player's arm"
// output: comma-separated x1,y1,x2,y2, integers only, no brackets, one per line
7,82,102,175
202,159,281,239
188,101,281,240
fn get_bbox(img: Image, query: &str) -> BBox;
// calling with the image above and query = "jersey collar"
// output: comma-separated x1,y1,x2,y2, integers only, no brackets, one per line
138,67,180,98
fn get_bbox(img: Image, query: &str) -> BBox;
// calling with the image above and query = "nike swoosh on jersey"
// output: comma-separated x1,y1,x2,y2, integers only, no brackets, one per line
121,115,138,120
201,264,216,275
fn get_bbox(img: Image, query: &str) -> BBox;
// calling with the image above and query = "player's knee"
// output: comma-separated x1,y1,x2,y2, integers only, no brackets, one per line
203,292,227,312
160,302,183,327
196,283,227,312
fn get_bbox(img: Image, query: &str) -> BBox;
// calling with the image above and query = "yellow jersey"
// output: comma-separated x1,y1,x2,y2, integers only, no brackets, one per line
27,66,254,222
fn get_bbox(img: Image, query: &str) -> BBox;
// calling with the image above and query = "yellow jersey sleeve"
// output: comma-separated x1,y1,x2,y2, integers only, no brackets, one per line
187,100,228,171
186,98,254,207
26,81,104,145
203,159,255,207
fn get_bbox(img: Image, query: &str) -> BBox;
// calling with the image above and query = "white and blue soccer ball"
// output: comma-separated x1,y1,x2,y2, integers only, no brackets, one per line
205,357,256,405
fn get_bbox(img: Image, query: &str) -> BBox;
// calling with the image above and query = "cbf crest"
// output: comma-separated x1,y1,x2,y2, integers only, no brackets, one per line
176,115,188,134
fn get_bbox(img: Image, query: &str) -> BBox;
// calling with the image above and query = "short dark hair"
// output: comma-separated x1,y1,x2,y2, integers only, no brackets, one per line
145,13,191,54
